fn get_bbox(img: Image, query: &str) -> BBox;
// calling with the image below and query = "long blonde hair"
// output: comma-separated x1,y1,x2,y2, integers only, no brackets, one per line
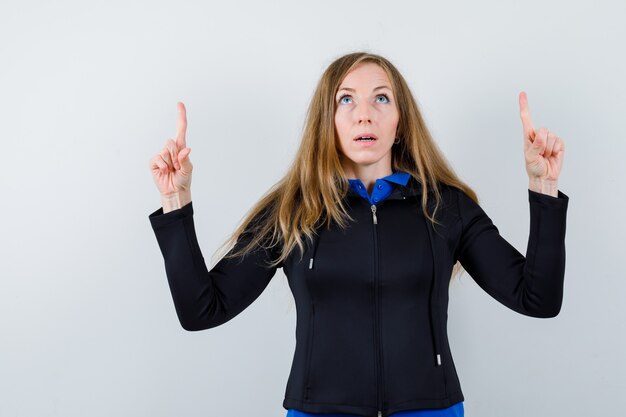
212,51,479,281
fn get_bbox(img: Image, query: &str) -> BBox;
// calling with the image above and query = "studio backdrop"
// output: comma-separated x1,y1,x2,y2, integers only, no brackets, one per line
1,1,624,416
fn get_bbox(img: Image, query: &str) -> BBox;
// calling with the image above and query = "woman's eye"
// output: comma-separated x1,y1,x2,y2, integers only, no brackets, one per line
339,95,352,104
338,94,389,105
376,94,390,103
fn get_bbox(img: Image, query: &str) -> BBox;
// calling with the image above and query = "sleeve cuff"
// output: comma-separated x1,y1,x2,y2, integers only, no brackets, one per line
528,189,569,209
148,201,194,229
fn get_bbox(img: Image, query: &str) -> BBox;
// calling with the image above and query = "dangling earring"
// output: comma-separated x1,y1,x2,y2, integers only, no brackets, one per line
393,137,401,145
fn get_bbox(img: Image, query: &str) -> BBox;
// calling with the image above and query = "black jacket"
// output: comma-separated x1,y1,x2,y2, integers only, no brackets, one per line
148,176,569,417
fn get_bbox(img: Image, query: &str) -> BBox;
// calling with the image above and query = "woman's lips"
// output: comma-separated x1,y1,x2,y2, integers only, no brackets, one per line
354,138,377,147
353,133,379,141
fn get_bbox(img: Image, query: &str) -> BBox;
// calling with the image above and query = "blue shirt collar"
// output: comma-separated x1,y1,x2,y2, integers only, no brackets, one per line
347,171,411,186
346,171,412,205
377,171,411,186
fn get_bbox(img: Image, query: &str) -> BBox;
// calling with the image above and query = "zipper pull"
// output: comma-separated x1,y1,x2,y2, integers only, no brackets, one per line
371,204,378,224
378,411,382,417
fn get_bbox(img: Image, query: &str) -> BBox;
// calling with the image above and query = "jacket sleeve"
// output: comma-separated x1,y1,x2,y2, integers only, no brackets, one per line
455,188,569,318
149,201,282,331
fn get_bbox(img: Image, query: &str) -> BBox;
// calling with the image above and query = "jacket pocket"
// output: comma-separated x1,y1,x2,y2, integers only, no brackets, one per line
303,302,315,401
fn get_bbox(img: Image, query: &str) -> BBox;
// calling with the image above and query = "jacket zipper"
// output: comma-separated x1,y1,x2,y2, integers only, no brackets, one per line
371,203,383,417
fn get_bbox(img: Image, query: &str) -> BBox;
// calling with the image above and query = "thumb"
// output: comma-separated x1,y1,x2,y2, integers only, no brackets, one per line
178,147,192,172
527,129,546,160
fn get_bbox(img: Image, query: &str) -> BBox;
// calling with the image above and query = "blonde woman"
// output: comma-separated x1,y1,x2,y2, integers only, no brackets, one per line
148,52,569,417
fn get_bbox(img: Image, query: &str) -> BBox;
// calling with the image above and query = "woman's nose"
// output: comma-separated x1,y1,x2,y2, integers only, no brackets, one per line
357,103,373,124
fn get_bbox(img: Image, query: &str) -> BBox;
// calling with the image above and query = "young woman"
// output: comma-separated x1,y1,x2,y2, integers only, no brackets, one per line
148,52,569,417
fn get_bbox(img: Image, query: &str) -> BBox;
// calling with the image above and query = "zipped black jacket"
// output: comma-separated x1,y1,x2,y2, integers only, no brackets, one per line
148,177,569,417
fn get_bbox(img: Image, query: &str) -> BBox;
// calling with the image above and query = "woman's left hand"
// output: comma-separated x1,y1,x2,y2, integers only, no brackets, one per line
519,91,565,182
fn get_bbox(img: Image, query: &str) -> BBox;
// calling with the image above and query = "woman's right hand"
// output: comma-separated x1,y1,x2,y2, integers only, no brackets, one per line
149,102,193,208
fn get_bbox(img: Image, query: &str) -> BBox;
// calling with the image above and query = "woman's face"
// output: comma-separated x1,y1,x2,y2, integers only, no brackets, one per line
334,62,399,175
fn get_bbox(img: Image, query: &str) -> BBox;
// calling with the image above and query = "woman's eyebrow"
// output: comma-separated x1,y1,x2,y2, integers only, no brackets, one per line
337,85,392,94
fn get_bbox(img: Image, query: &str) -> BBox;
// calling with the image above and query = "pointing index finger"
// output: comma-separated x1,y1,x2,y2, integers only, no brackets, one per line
519,91,535,140
176,101,187,149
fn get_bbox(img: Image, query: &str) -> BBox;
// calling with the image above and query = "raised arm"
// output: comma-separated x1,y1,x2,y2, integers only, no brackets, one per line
148,102,281,331
455,187,569,318
455,91,571,317
149,202,282,331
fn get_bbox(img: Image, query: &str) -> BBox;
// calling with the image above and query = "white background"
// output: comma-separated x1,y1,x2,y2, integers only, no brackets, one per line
1,1,624,416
